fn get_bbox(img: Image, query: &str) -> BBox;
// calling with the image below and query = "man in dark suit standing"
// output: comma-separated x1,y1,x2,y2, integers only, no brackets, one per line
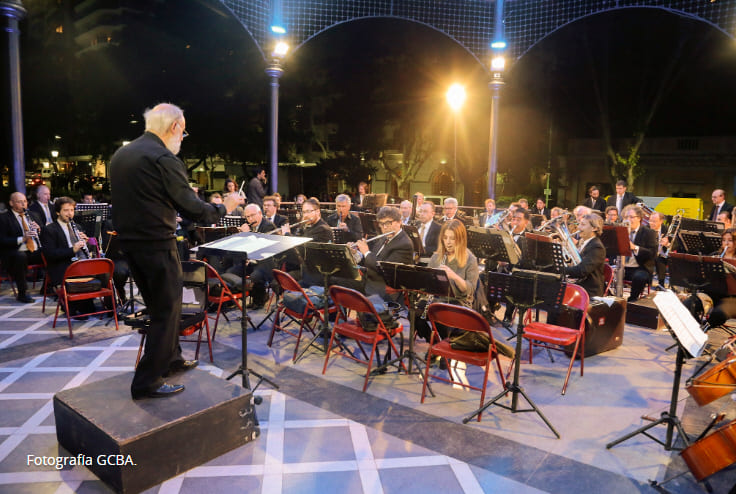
417,202,441,257
29,185,55,225
606,180,640,215
246,167,267,210
709,189,734,222
110,103,230,400
326,194,363,243
0,193,44,303
584,186,607,212
565,213,606,297
355,206,414,300
263,195,287,228
622,205,658,301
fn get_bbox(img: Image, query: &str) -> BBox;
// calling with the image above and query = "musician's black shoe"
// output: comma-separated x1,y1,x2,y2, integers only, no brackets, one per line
132,383,185,400
166,360,198,376
16,293,34,303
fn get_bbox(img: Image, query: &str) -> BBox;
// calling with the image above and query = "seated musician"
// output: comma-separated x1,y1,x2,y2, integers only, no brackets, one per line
283,198,332,243
326,194,363,242
417,202,441,257
605,206,619,224
399,200,414,225
263,195,288,228
503,208,531,322
550,206,564,220
533,197,551,219
239,204,275,234
0,192,44,303
353,206,413,301
40,197,96,316
440,197,461,223
622,205,658,302
718,210,732,230
648,211,669,289
479,198,498,227
415,219,479,341
706,228,736,328
565,213,606,297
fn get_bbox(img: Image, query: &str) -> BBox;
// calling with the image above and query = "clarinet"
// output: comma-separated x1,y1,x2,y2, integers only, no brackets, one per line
23,209,42,248
70,221,91,259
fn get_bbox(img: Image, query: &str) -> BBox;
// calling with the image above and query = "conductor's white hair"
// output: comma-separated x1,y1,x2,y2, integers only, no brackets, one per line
144,103,184,134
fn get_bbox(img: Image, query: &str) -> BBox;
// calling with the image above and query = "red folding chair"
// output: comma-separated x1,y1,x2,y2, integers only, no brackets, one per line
523,283,589,395
204,262,244,340
421,303,507,421
53,258,118,338
323,286,406,392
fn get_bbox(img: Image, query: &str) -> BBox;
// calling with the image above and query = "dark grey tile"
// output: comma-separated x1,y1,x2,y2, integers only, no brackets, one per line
282,470,363,494
179,475,262,493
0,399,49,427
3,371,78,394
282,426,356,463
380,465,463,494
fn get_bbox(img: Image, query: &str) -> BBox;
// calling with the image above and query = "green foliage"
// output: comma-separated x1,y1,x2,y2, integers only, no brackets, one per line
319,155,376,188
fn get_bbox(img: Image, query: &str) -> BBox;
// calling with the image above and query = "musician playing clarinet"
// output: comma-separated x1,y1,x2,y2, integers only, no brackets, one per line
326,194,363,242
415,219,479,341
565,213,606,297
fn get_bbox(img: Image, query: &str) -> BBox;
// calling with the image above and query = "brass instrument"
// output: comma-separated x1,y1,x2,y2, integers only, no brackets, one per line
485,209,510,229
636,201,654,227
534,214,580,266
70,220,91,259
662,210,683,258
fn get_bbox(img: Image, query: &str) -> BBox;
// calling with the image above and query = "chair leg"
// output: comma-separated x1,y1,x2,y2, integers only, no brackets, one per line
205,320,213,362
267,307,282,347
135,333,146,367
363,339,380,392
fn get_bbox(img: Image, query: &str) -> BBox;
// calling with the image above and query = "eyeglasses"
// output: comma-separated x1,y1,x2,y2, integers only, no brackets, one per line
175,121,188,138
301,209,315,214
378,220,395,227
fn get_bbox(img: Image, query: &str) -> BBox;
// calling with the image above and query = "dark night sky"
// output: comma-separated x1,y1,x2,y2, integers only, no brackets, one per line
6,1,736,191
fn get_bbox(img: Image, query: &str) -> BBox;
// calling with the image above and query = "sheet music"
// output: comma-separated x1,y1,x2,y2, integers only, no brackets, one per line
207,235,279,258
653,290,707,358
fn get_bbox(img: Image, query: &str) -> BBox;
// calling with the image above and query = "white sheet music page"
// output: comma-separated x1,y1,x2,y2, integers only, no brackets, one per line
653,290,707,358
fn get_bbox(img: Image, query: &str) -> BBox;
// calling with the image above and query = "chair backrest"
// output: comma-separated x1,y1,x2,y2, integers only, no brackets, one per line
63,258,114,281
204,262,235,295
427,303,493,339
560,283,590,332
328,285,379,319
603,263,614,293
272,268,304,294
181,261,208,314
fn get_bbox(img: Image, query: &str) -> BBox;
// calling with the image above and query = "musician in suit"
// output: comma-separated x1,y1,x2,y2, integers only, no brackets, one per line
29,185,55,225
354,206,413,300
565,213,606,297
0,192,44,303
622,205,658,302
533,198,551,219
605,206,620,224
606,180,640,214
326,194,363,242
263,195,287,228
239,204,275,234
584,186,607,212
709,189,734,222
399,200,413,225
287,198,332,243
479,198,497,227
648,211,669,289
502,208,531,321
39,197,96,316
417,202,441,257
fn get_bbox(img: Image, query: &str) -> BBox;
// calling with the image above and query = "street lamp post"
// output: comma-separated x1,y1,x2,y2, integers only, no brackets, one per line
446,83,466,199
265,41,289,196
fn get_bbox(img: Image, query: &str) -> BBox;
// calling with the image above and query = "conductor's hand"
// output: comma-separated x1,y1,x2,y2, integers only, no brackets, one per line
222,194,239,214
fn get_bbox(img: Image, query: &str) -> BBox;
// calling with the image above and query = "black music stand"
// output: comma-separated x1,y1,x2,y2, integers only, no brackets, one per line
519,233,566,275
221,215,247,229
74,203,111,244
677,230,722,256
668,253,728,299
401,224,423,260
463,269,565,438
601,225,632,297
607,290,707,452
362,194,387,212
467,226,519,335
679,217,721,233
330,228,348,244
294,242,362,363
198,232,310,393
371,262,453,394
358,212,379,237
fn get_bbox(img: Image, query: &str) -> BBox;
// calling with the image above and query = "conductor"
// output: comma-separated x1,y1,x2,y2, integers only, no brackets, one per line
110,103,232,399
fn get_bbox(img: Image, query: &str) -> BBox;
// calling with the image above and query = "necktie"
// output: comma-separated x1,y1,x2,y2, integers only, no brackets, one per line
418,224,426,246
20,212,36,252
617,195,623,213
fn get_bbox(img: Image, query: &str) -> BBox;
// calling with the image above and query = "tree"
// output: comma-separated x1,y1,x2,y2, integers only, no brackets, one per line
378,123,435,198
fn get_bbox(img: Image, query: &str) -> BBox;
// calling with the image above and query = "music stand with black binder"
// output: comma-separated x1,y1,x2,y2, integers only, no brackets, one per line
519,232,566,275
358,212,379,237
601,225,632,297
293,242,362,363
677,230,722,256
198,232,310,393
463,269,565,438
371,262,452,394
607,290,707,452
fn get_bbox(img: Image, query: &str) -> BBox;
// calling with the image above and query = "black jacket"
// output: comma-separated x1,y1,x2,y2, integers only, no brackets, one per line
301,218,332,243
709,202,734,221
584,197,607,212
29,201,55,225
631,226,658,274
364,230,414,297
565,236,606,297
40,221,90,286
109,132,225,250
606,192,640,211
0,209,43,255
326,212,364,243
246,177,267,208
419,220,441,257
266,214,288,228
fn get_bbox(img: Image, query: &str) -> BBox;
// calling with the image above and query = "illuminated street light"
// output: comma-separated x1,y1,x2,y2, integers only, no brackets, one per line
446,83,466,197
50,150,59,158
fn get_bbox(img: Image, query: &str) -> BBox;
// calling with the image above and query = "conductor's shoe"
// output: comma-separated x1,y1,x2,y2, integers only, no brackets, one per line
16,293,34,303
166,359,198,376
132,383,185,400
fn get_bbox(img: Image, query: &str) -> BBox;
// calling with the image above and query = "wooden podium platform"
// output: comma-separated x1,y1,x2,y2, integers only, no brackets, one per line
54,369,259,493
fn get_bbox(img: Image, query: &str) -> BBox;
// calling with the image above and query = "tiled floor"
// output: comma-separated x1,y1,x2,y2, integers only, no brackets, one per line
0,283,734,493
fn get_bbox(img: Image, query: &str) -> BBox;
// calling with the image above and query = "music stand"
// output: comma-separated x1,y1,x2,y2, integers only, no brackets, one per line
679,217,720,233
463,269,565,438
198,232,310,393
401,224,423,260
74,203,111,240
677,230,722,256
601,225,632,297
330,228,348,244
221,215,247,229
362,194,387,212
358,212,379,237
607,290,707,451
371,262,453,394
519,233,566,275
294,242,362,363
